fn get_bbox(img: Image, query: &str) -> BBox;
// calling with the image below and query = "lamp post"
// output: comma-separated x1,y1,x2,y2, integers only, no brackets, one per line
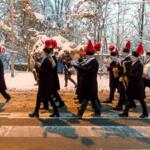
10,0,14,77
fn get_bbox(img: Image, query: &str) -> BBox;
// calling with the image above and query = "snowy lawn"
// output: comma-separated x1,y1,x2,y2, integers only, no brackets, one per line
4,71,109,91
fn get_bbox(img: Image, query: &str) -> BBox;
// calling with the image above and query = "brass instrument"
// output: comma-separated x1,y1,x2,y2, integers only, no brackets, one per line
121,60,132,90
113,67,119,78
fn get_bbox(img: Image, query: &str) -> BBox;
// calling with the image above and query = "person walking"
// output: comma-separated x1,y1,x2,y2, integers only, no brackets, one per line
104,45,120,104
75,39,101,118
29,47,59,118
119,43,148,118
0,45,11,103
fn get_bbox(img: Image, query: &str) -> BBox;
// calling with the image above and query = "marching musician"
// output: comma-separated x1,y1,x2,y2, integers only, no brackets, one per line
104,45,120,104
29,47,59,118
113,41,135,110
44,39,65,108
75,39,101,118
0,45,11,103
75,50,86,102
119,43,148,118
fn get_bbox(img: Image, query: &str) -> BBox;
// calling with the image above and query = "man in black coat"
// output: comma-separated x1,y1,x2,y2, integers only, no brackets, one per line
75,52,86,102
119,43,148,118
75,40,101,118
104,46,120,104
0,58,11,102
113,41,135,110
29,47,59,118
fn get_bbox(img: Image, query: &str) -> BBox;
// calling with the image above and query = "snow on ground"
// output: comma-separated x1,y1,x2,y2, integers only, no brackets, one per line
4,71,109,91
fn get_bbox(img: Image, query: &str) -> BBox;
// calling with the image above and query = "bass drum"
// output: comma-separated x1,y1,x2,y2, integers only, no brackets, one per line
143,63,150,79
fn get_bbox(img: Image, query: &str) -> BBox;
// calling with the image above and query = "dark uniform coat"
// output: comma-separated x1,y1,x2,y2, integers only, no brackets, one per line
36,57,54,98
52,55,60,91
127,60,145,100
0,59,7,91
77,58,99,100
76,58,85,96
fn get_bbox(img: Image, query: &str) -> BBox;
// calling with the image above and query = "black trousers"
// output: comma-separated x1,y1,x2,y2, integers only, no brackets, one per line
34,92,58,114
42,91,64,109
65,74,77,87
0,90,10,100
52,91,64,104
109,81,118,100
78,98,101,116
123,97,148,115
117,82,127,108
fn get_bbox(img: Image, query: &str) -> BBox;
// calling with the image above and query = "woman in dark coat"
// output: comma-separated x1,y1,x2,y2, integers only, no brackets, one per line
0,58,11,102
29,47,59,118
119,43,148,118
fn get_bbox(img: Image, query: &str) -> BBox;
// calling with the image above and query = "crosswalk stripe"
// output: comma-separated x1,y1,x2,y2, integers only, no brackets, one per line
0,126,150,138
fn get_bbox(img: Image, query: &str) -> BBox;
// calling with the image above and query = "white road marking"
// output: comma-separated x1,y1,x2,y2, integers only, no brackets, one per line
0,126,150,138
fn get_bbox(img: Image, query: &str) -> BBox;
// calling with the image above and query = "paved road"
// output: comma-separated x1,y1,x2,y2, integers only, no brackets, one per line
0,112,150,150
0,94,150,150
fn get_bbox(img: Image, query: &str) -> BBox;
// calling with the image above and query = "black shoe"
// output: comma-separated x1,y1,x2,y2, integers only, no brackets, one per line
139,114,148,118
119,113,128,117
49,113,59,117
103,99,112,104
29,113,39,118
6,96,11,103
113,106,122,111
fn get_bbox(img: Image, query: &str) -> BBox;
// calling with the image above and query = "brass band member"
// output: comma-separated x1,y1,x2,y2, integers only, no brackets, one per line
44,39,65,108
29,47,59,118
119,43,148,118
75,39,101,118
113,41,135,110
104,45,120,104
